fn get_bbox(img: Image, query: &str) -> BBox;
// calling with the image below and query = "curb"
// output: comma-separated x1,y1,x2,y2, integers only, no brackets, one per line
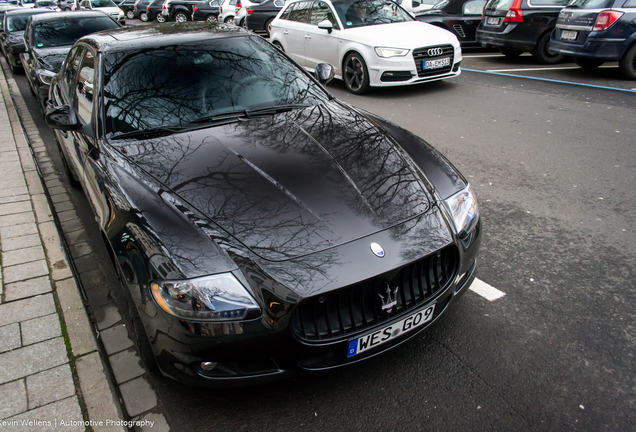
0,59,130,431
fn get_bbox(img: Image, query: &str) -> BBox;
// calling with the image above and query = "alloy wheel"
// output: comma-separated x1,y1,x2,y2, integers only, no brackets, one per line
345,56,365,92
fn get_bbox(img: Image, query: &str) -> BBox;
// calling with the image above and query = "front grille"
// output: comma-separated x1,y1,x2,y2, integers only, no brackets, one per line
291,246,458,342
413,45,455,78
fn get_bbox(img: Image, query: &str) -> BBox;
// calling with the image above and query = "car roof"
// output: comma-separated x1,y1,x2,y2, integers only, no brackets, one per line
5,8,51,15
29,10,112,23
79,22,249,54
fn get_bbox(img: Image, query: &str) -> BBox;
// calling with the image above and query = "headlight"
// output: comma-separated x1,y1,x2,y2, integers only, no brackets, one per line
118,10,124,17
444,185,478,239
374,47,410,58
36,69,56,85
151,273,261,321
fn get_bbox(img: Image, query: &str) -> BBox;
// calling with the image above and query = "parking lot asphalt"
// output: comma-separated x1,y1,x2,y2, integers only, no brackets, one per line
5,31,636,431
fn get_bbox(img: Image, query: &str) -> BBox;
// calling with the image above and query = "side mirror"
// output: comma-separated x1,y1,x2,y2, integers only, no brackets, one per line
317,19,333,34
314,63,335,85
45,104,82,130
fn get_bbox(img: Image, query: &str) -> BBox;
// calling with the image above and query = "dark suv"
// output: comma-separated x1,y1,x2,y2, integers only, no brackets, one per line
476,0,569,63
548,0,636,78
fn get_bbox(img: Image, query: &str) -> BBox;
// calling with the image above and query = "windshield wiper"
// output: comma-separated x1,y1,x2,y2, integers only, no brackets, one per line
111,125,187,140
188,104,312,125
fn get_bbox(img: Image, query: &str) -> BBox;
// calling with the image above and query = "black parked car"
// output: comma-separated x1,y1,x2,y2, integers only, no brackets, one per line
476,0,569,63
0,9,49,72
119,0,136,18
138,0,162,20
21,11,120,110
162,0,200,21
45,23,481,387
191,0,221,22
416,0,486,47
549,0,636,79
245,0,283,36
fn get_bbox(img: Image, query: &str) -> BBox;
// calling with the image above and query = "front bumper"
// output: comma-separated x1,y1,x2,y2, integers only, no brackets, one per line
141,220,480,388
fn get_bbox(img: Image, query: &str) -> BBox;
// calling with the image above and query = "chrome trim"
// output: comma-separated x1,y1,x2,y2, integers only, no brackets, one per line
556,24,593,31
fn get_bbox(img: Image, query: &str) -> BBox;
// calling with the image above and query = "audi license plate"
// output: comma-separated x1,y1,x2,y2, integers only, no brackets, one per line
486,16,501,25
561,30,577,40
347,304,436,358
424,57,450,70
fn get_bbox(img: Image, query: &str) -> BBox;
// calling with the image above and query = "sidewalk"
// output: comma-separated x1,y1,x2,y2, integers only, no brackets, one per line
0,65,127,430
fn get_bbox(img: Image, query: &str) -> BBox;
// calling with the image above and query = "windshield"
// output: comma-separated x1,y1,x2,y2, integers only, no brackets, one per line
91,0,118,6
36,0,57,5
565,0,612,7
103,35,330,136
332,0,413,28
32,16,119,48
484,0,512,10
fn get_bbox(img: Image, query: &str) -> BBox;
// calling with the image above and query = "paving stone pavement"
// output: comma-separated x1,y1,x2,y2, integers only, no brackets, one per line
0,62,132,431
0,56,169,431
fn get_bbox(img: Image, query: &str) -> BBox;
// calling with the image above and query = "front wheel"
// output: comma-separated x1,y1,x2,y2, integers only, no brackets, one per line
126,9,134,19
206,14,217,22
224,15,233,23
156,12,166,22
618,44,636,80
174,11,188,22
574,57,605,69
139,11,148,21
532,32,564,64
272,41,284,52
343,52,370,95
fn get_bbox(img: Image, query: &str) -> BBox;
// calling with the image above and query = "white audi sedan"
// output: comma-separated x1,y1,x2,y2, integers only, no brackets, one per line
270,0,462,94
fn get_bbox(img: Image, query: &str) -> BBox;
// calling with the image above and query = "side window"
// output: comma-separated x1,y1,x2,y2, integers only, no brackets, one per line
273,0,284,6
463,0,486,13
280,2,295,18
623,0,636,6
310,1,337,26
288,0,311,21
63,46,85,93
74,50,95,125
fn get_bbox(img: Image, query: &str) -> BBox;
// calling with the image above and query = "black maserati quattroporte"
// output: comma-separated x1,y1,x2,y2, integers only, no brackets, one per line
46,23,481,387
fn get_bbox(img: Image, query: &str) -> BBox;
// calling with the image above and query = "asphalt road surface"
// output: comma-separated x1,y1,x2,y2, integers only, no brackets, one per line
8,46,636,431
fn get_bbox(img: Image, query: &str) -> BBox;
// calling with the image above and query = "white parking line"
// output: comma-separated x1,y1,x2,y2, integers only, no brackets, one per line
463,53,531,58
487,66,583,72
470,278,506,301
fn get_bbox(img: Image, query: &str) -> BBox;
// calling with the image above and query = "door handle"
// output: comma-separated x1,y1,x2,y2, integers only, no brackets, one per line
305,34,311,39
283,30,289,35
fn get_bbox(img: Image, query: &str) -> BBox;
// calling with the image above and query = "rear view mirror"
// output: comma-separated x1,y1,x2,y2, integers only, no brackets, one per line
314,63,335,85
317,19,333,33
45,104,82,130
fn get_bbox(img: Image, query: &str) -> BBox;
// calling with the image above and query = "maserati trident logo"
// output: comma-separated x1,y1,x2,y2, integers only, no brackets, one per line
379,284,399,312
370,242,385,258
427,47,444,57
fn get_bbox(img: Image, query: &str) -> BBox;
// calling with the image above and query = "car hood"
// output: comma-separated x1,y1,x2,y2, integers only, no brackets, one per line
340,20,458,48
114,101,438,262
33,45,70,72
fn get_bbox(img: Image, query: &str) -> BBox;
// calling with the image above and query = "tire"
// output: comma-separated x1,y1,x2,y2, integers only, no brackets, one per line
240,18,247,28
224,15,233,23
206,14,217,22
618,43,636,80
273,41,284,52
174,11,188,22
130,304,160,373
532,32,564,65
126,9,134,19
156,12,166,22
498,47,523,58
343,52,370,95
139,11,148,21
264,17,273,38
574,57,605,69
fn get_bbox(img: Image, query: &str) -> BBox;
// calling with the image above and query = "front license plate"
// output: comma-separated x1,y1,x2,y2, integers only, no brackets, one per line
424,57,450,70
486,16,501,25
561,30,577,41
347,304,436,358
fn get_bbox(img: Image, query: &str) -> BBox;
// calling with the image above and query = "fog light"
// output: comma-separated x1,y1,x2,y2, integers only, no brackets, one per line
201,361,218,371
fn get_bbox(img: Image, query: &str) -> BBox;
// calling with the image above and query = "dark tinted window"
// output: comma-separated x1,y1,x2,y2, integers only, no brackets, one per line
63,46,85,91
310,1,337,25
484,0,512,10
6,12,40,32
565,0,613,7
103,36,329,136
32,17,119,48
332,0,413,28
74,50,95,124
280,2,294,18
